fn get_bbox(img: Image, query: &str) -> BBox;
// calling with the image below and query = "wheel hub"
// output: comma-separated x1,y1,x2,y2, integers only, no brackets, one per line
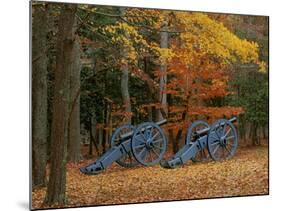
146,139,154,149
219,137,226,146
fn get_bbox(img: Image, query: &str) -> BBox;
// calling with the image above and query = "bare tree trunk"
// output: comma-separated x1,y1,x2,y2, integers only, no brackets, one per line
68,35,81,163
238,115,245,145
157,20,168,121
98,126,103,146
120,8,132,124
44,5,77,205
89,127,93,156
121,64,131,123
174,108,187,152
102,100,107,153
107,102,113,143
251,123,259,146
262,125,268,140
32,3,48,187
168,128,178,153
89,112,100,157
143,57,153,122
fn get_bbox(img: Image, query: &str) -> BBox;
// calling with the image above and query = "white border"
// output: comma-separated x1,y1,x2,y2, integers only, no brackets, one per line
0,0,279,211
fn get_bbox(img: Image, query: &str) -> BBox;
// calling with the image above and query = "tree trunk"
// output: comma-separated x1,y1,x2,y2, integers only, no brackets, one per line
44,5,77,205
262,125,268,140
121,64,131,123
67,35,81,163
168,128,178,153
251,123,259,146
98,126,103,146
157,20,168,121
89,128,93,156
102,101,108,153
106,101,113,144
174,106,188,153
120,8,132,124
238,115,246,144
143,57,153,122
32,3,48,187
89,112,100,157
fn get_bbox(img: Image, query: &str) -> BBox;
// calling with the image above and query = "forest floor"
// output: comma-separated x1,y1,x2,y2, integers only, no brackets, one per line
32,146,268,209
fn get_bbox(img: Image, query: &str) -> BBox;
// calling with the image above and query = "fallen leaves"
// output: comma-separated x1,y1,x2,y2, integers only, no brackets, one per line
32,146,268,209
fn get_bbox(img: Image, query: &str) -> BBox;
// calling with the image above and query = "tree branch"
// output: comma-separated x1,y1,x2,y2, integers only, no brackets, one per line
76,9,192,34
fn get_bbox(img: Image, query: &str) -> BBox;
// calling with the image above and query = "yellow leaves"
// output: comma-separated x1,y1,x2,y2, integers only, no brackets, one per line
175,12,260,65
120,58,127,66
211,78,226,88
233,39,259,64
152,47,175,64
102,22,147,47
258,61,267,73
124,8,163,27
128,49,137,61
101,22,152,64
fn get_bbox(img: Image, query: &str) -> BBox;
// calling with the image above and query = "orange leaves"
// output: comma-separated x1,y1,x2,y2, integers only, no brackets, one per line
188,106,244,120
111,110,133,126
138,103,163,111
169,106,186,114
167,57,231,101
165,89,180,95
32,147,268,209
166,105,244,131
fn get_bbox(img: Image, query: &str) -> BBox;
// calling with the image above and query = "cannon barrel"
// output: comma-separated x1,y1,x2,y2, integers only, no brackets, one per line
195,117,237,136
119,119,167,140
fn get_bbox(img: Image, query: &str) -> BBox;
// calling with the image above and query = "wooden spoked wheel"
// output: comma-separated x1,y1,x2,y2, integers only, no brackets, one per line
131,122,167,166
185,120,210,162
110,125,138,168
207,119,238,161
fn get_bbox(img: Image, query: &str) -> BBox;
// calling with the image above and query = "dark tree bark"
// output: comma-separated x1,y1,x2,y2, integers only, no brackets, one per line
102,100,108,153
32,3,48,187
44,4,77,205
98,126,103,147
174,104,189,153
89,111,100,157
67,35,81,163
251,123,260,146
262,125,268,140
238,116,246,144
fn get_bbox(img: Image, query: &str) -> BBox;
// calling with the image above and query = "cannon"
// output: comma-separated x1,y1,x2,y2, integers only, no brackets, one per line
80,117,238,175
80,119,168,175
160,117,238,168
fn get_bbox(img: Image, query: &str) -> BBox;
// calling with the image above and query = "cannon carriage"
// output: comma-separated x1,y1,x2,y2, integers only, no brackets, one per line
80,119,168,174
80,117,238,175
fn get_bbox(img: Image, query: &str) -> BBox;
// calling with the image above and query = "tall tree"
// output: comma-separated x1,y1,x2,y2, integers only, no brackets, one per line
68,33,81,163
158,20,169,121
120,8,132,124
32,3,48,187
44,4,77,205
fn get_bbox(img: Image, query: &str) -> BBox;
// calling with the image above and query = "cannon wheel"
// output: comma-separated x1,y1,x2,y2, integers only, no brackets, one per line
131,122,167,166
207,119,238,161
111,125,138,168
185,120,210,162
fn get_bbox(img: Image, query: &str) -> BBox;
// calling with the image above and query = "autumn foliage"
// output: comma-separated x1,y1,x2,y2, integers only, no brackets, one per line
31,2,268,209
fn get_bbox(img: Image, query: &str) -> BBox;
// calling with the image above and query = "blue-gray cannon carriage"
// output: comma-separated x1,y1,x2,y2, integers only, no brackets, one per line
80,119,168,174
80,117,238,175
